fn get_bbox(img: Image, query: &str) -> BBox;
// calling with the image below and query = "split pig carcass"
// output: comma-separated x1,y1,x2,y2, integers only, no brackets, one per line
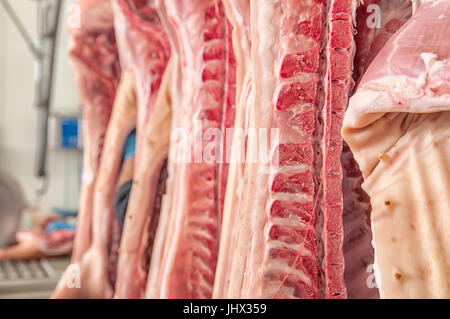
342,0,450,298
54,0,137,298
146,0,236,299
67,0,121,265
111,0,172,299
60,0,449,299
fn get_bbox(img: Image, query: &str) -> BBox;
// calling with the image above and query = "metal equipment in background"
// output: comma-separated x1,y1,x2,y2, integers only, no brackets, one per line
0,170,26,248
0,0,62,189
0,258,70,299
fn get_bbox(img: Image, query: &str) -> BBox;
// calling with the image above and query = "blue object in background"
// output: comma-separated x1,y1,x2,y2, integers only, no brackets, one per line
51,207,78,218
60,118,79,149
46,221,76,234
123,129,136,162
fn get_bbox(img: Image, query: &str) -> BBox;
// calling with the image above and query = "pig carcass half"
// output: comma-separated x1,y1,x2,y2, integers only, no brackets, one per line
111,0,172,299
216,0,415,299
68,0,120,264
146,0,236,299
54,0,141,299
342,0,450,299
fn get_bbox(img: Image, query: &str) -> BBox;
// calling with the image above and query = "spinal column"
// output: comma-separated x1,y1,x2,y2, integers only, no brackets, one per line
152,0,229,299
225,0,354,299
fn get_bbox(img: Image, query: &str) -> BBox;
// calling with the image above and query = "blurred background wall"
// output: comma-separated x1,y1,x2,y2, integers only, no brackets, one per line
0,0,82,214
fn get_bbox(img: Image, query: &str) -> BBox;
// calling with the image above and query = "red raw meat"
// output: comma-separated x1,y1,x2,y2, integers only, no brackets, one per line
223,0,353,299
111,0,171,299
68,0,120,265
343,0,450,298
146,0,234,299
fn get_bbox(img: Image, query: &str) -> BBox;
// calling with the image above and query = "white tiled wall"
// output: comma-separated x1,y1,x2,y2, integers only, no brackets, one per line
0,0,82,213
